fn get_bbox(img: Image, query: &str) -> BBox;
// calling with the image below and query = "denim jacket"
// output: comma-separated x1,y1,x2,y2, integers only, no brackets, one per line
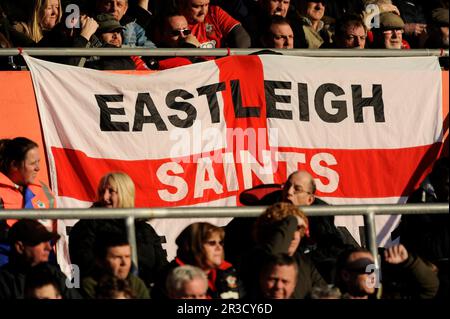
123,20,156,48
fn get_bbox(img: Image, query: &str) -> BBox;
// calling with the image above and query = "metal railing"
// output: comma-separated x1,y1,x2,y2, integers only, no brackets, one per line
0,48,448,57
1,203,448,276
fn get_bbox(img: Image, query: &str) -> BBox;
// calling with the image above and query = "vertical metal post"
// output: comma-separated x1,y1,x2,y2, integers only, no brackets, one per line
125,216,139,273
363,209,381,299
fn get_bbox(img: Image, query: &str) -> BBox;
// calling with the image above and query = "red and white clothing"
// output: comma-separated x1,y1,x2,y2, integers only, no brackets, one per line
189,5,240,48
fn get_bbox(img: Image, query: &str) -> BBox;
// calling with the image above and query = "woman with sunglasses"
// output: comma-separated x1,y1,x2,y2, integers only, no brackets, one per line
152,222,242,299
241,202,326,299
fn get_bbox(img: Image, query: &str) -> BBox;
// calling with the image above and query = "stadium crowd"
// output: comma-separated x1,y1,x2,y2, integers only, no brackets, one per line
0,137,448,299
0,0,448,70
0,0,448,301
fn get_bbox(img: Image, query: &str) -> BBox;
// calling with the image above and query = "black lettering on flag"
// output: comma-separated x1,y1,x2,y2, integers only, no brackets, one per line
166,89,197,128
315,84,347,123
95,94,129,131
352,84,385,122
197,82,226,124
298,83,309,121
133,93,168,131
265,80,293,120
230,79,260,118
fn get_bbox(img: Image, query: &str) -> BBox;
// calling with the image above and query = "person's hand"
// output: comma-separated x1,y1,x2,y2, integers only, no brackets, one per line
183,34,201,47
384,244,408,264
378,4,401,16
404,23,427,36
80,16,99,41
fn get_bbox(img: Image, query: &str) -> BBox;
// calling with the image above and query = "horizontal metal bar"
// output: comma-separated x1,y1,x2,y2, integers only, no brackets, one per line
0,48,448,57
0,203,447,219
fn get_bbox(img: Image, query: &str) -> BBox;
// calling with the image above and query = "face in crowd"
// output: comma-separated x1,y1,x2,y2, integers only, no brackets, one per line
16,240,52,266
270,22,294,48
41,0,60,30
9,146,41,187
30,284,62,299
287,215,308,256
180,277,209,299
99,177,120,208
265,0,290,18
203,231,224,269
305,1,325,22
96,0,129,21
104,245,132,280
382,28,404,49
341,251,377,297
164,15,192,47
260,263,297,299
101,30,123,47
341,24,367,49
186,0,210,24
282,171,315,206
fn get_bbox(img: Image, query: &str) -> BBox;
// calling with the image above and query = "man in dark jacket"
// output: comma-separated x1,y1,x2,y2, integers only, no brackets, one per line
398,156,449,299
225,170,356,284
0,219,82,299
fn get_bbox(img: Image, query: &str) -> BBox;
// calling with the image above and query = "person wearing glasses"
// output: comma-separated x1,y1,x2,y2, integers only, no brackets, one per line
152,222,242,299
371,11,409,49
153,11,208,69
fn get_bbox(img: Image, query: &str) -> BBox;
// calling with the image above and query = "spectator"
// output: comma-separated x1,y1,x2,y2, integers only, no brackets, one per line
282,171,357,282
296,1,333,48
0,137,57,266
69,172,167,288
333,14,367,48
166,265,209,299
424,7,449,49
398,157,449,299
0,137,56,210
310,284,342,299
153,222,242,299
259,15,294,49
38,12,101,67
81,232,149,299
156,11,200,48
258,253,298,299
178,0,251,48
336,245,439,299
83,13,147,70
95,0,156,48
240,202,326,299
95,275,135,299
153,11,207,70
371,11,408,48
11,0,62,44
225,170,356,284
392,0,427,47
24,263,63,299
0,219,81,299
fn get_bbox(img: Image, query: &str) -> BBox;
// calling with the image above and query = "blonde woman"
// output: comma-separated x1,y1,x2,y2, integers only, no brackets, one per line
68,172,168,288
12,0,62,43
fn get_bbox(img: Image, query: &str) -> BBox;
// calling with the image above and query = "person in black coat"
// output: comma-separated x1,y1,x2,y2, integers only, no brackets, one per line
225,170,357,284
69,172,167,288
397,157,449,299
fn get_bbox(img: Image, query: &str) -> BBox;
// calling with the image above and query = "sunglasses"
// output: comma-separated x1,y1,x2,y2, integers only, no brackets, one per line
205,240,224,247
171,29,191,36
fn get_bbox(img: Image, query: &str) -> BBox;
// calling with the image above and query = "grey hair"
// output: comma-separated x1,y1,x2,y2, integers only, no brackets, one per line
166,265,208,298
